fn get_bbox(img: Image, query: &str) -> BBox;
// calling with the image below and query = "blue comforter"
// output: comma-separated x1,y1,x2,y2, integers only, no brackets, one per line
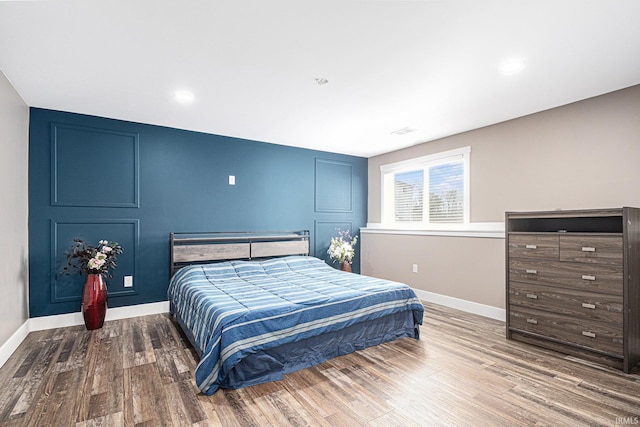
168,256,424,394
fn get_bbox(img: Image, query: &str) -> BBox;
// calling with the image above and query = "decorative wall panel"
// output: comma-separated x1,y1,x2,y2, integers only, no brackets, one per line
50,219,139,303
51,123,139,207
315,159,353,213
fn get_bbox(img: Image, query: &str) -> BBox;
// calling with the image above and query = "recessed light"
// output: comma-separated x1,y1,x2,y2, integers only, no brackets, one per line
174,90,195,103
499,58,526,75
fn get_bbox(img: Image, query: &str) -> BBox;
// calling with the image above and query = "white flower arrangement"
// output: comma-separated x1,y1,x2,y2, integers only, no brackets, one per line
327,229,358,264
64,239,124,278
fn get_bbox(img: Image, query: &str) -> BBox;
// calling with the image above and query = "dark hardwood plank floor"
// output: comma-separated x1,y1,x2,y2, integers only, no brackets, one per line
1,302,639,426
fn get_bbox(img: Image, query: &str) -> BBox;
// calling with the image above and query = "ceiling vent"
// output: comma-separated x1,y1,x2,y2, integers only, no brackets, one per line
391,127,417,136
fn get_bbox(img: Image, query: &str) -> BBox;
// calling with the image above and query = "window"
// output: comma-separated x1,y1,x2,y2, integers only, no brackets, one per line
381,147,470,228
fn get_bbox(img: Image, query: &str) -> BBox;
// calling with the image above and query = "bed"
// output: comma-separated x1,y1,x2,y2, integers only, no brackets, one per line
168,231,424,395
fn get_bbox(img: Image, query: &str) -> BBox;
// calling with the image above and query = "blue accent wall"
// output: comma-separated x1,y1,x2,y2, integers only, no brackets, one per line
29,108,367,317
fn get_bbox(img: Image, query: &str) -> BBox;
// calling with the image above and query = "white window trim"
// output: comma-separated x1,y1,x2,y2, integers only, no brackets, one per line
380,146,471,228
361,222,505,239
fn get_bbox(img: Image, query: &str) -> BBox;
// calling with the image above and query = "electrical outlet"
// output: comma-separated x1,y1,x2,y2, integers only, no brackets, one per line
124,275,133,288
412,264,418,273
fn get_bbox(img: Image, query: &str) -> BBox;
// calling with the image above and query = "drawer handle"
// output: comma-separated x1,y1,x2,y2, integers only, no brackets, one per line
582,331,596,338
526,318,538,325
581,303,596,310
581,247,596,252
581,275,596,281
525,244,537,249
525,269,538,274
526,293,538,299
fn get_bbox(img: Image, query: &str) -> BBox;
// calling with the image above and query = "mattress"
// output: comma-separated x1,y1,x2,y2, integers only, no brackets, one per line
167,255,424,395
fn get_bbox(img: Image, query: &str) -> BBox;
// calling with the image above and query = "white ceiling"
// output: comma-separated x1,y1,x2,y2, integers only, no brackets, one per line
1,1,639,158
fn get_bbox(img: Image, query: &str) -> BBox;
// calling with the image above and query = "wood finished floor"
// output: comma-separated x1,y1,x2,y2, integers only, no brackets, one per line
1,302,639,426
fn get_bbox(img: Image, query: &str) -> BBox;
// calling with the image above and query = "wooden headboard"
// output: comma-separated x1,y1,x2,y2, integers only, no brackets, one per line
169,230,310,276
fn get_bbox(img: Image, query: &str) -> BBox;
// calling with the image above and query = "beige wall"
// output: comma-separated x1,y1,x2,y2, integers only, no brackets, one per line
365,84,640,309
362,233,505,308
0,71,29,346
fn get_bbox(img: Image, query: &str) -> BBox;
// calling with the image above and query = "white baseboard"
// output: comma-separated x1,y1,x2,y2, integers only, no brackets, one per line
412,288,506,322
0,321,30,370
0,301,171,369
104,301,170,322
28,301,171,331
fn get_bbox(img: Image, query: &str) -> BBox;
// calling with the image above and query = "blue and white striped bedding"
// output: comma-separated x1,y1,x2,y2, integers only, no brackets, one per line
168,255,424,395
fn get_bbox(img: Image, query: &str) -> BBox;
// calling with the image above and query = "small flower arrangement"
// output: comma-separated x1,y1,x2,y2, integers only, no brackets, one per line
64,239,124,278
327,229,358,265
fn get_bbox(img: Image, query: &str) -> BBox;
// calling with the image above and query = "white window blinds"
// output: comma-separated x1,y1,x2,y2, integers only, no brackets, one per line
428,161,463,223
394,170,423,222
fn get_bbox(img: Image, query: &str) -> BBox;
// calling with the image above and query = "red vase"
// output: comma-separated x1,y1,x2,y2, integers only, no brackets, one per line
82,274,107,330
340,261,352,272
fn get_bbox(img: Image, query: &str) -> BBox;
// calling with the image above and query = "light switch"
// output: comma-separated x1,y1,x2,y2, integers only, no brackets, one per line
229,175,235,185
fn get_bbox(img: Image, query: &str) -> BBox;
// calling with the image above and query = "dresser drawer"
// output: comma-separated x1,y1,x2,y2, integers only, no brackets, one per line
509,282,623,324
509,307,623,356
559,235,623,266
508,260,623,295
508,234,558,260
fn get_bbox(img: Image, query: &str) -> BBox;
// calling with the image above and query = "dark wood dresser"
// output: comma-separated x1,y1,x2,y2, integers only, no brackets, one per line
506,208,640,372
